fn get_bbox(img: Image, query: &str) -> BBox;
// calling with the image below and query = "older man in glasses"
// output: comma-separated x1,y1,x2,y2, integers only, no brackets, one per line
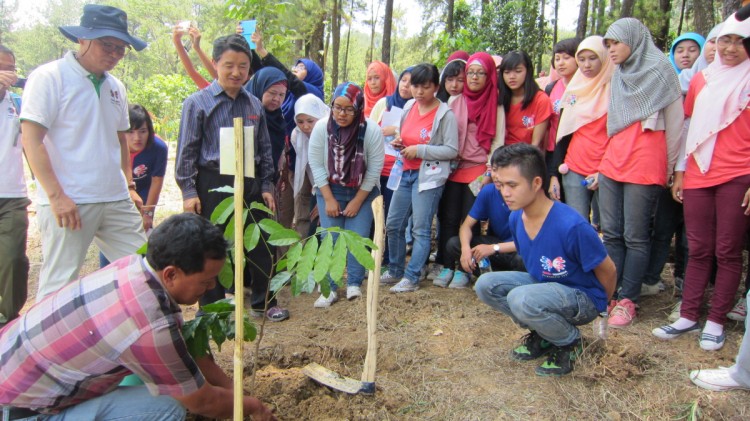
20,5,148,298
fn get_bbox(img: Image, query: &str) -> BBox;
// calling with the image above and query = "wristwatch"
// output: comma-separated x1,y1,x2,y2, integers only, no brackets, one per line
493,244,501,254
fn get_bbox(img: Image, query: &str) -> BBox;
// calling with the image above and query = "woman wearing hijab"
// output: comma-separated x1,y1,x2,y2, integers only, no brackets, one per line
383,64,458,293
669,32,706,74
652,15,750,351
308,82,384,307
550,36,615,224
679,24,723,94
291,94,330,238
425,52,505,289
364,61,397,118
600,18,684,329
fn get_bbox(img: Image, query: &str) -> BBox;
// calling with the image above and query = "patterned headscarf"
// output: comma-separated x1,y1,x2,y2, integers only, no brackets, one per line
604,18,682,137
327,82,367,188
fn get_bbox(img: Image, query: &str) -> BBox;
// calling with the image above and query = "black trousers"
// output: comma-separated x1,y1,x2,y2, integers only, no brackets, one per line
196,168,276,311
436,181,479,266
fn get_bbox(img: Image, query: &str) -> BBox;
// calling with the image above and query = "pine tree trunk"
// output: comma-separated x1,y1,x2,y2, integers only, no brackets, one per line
577,0,589,39
620,0,635,17
654,0,672,51
382,0,393,64
447,0,455,35
723,0,741,19
332,0,341,88
693,0,715,35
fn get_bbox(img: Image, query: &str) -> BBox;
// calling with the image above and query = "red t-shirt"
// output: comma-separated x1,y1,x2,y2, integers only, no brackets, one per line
565,114,609,176
546,80,566,152
683,72,750,189
401,105,438,171
505,90,553,146
598,122,667,186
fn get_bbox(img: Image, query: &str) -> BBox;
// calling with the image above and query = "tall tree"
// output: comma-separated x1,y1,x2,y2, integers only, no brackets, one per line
553,0,559,44
620,0,635,17
447,0,455,35
723,0,741,18
382,0,393,64
576,0,589,39
654,0,672,50
693,0,715,35
331,0,341,88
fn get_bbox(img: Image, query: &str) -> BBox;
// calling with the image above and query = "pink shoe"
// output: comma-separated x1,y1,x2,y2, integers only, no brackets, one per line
608,298,637,329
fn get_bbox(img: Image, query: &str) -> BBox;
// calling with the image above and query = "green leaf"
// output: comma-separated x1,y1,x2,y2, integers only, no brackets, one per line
258,218,285,236
210,318,227,352
313,233,333,284
182,316,201,340
185,318,209,358
343,232,374,270
249,201,274,216
136,241,148,255
224,209,249,239
243,316,257,342
296,236,318,286
200,299,235,313
276,258,288,272
218,258,234,290
318,275,331,298
210,185,234,194
268,228,301,246
210,197,234,224
329,234,347,282
285,242,303,272
269,271,292,292
243,223,260,251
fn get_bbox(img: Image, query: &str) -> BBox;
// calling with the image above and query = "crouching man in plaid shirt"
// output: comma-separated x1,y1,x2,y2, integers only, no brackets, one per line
0,214,275,421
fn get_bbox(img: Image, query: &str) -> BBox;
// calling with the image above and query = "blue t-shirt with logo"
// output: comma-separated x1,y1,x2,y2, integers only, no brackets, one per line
509,201,608,312
468,183,513,242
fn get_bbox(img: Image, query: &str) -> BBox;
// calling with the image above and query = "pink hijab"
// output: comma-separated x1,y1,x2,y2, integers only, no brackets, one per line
463,52,499,151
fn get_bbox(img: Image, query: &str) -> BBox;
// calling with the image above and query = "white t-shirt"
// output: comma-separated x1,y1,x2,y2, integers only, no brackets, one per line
20,51,130,205
0,92,26,198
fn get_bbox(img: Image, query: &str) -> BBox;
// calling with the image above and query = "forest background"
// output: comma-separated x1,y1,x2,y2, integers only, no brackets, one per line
0,0,742,143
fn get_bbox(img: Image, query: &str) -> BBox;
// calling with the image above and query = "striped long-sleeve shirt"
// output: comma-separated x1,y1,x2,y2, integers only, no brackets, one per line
175,80,274,199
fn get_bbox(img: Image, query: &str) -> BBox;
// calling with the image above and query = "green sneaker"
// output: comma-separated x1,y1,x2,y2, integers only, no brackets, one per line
535,339,583,376
510,331,553,361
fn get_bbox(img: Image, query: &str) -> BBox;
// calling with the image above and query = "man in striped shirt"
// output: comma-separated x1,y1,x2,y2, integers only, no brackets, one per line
0,214,275,420
175,34,289,322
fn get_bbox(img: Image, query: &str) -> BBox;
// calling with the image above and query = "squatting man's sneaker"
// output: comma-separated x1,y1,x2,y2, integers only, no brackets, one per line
510,331,553,361
535,339,583,376
690,368,750,391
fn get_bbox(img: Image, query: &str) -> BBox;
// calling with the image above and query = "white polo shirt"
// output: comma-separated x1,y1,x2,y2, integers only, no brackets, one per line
0,92,26,198
20,51,130,205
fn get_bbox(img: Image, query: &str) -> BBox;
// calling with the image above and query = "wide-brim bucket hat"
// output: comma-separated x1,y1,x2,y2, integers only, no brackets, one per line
59,4,147,51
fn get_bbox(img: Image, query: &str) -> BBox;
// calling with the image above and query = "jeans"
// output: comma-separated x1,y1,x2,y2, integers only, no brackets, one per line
444,235,525,275
437,180,478,266
317,185,380,290
562,171,597,223
387,170,445,283
475,271,599,346
598,175,660,302
681,175,750,325
643,187,688,285
8,385,185,420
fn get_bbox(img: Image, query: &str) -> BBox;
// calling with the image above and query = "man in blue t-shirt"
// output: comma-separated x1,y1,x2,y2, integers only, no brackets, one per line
475,143,616,376
435,149,526,289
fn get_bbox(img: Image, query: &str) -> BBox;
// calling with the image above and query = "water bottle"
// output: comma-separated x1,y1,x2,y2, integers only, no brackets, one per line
593,311,609,340
478,258,491,274
387,155,403,190
581,177,595,187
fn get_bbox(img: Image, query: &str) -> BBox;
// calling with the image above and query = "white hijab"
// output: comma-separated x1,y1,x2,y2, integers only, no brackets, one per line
292,94,330,197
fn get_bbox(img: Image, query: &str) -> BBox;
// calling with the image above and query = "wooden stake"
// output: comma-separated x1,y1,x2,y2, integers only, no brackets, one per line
232,117,244,420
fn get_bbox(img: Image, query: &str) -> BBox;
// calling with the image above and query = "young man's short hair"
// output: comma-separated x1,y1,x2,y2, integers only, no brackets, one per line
146,213,228,274
212,34,252,63
491,144,549,194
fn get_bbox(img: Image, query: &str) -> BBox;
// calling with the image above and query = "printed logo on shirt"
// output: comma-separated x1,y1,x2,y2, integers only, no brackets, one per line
540,256,568,278
419,127,429,141
110,89,122,107
522,115,535,129
133,164,148,180
552,99,562,114
6,106,14,119
567,95,577,106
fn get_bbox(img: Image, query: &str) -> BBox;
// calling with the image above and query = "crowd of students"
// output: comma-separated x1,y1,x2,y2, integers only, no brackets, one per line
3,7,750,419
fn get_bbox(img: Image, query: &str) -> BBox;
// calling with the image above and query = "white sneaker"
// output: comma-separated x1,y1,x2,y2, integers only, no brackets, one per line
690,368,750,391
390,278,419,293
641,281,665,296
727,297,747,322
426,263,443,280
314,291,338,308
346,286,362,300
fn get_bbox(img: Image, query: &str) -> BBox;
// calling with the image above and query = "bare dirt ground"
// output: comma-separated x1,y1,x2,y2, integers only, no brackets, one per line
22,146,750,420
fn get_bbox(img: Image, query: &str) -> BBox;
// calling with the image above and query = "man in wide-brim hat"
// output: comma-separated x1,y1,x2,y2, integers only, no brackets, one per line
19,4,148,300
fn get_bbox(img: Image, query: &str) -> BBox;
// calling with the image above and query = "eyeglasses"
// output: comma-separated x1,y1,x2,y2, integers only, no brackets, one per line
717,36,745,49
96,39,131,57
332,105,356,116
466,71,487,78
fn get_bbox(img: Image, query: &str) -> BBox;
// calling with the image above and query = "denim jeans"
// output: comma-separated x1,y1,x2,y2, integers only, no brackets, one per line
475,271,599,346
598,175,660,302
562,171,598,223
386,170,445,283
9,385,185,420
643,187,688,285
316,185,379,290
